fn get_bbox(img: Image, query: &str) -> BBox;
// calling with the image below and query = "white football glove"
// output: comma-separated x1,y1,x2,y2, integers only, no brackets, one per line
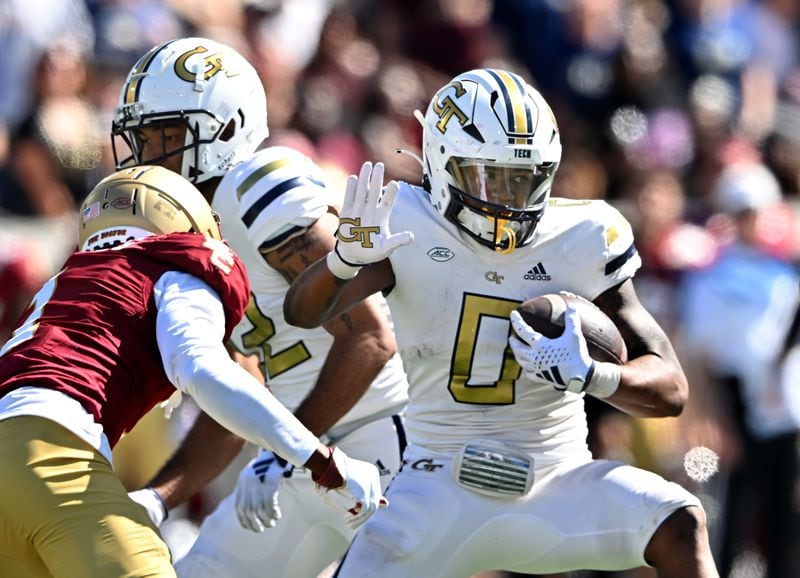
128,488,168,528
509,306,594,393
509,306,623,398
234,450,292,532
312,447,388,530
326,161,414,279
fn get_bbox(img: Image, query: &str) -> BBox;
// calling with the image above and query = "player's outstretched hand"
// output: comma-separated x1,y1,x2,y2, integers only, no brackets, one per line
326,161,414,279
312,446,388,530
508,306,594,394
234,450,292,532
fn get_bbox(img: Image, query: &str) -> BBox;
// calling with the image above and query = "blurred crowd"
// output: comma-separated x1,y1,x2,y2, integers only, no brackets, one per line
1,1,799,577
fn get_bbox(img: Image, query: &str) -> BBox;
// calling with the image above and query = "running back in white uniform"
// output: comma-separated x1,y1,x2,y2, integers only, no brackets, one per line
388,183,637,463
335,183,700,578
176,147,408,578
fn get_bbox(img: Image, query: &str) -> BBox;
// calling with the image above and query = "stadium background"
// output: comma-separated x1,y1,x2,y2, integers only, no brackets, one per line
1,1,799,577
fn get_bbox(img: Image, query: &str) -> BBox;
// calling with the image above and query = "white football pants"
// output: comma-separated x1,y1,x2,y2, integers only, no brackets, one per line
334,443,702,578
176,415,405,578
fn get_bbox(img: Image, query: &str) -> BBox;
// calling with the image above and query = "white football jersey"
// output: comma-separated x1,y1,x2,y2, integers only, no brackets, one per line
386,182,641,463
211,147,408,427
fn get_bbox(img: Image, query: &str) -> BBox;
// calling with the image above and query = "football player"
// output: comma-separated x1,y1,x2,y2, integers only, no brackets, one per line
0,166,384,578
111,38,408,577
284,69,720,577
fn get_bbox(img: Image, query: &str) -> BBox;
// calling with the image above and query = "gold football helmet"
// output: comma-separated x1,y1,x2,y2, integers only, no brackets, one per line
78,166,222,251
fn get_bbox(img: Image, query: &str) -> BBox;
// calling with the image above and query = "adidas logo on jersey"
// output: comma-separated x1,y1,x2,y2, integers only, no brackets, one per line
524,262,551,281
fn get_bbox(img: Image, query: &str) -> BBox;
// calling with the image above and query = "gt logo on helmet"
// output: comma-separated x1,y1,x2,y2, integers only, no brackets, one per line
432,81,468,134
175,46,238,83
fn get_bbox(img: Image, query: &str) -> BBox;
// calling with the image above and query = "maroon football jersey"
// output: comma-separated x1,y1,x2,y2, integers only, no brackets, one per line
0,233,250,447
0,235,50,340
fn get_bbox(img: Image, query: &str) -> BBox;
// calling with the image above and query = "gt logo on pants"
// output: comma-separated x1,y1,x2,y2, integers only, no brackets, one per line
404,458,444,472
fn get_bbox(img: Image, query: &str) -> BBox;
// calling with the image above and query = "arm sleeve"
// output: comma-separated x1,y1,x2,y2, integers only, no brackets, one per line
153,271,319,467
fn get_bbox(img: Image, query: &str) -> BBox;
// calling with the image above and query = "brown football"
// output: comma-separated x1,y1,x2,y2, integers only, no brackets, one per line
514,293,628,364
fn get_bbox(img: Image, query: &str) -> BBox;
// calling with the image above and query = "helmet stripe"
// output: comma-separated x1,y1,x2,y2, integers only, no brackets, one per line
498,70,531,135
486,69,531,137
123,40,179,105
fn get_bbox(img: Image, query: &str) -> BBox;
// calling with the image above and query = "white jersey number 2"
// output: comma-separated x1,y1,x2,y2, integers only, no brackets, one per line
239,295,311,379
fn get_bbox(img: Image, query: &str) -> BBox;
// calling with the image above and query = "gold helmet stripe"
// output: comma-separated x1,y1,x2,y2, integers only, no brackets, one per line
123,40,179,105
487,69,532,136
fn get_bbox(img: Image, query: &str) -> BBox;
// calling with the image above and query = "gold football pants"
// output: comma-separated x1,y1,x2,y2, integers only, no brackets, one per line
0,415,175,577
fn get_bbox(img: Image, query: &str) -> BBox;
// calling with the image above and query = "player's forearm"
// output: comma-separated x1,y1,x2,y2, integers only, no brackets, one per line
592,281,688,418
605,353,688,418
294,326,397,435
155,280,320,465
147,411,246,509
284,257,348,328
176,353,320,466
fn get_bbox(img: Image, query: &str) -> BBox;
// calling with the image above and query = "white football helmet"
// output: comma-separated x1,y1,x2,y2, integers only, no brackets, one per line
112,37,268,184
78,165,222,251
421,69,562,253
